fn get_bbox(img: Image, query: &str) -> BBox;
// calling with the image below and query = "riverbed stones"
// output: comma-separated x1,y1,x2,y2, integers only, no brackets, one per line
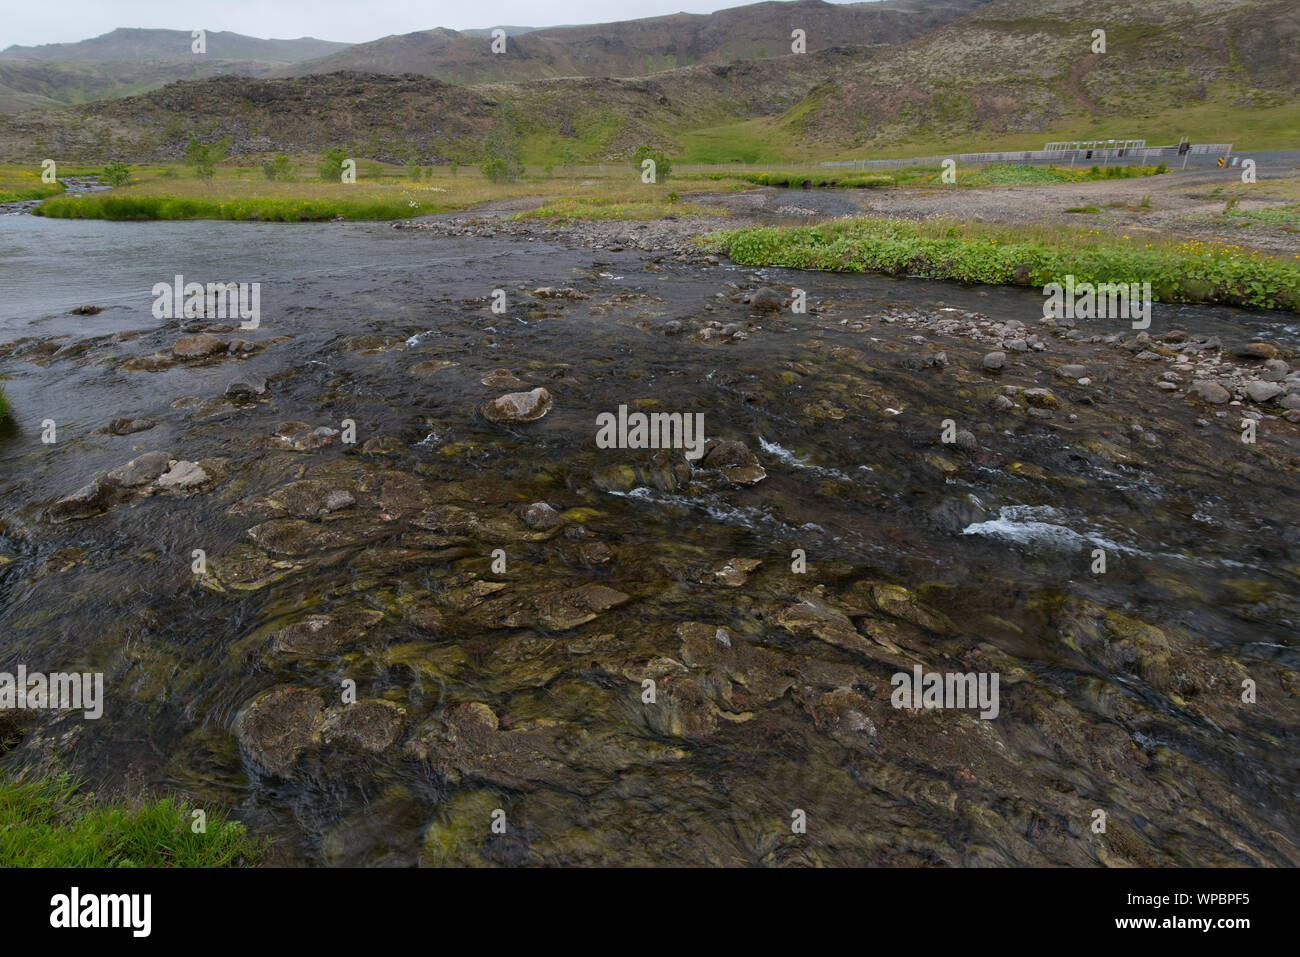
156,459,208,490
48,480,113,523
321,700,406,753
105,451,170,488
1021,388,1060,409
1233,342,1278,360
521,501,563,530
252,421,339,451
982,351,1006,371
699,439,766,485
1257,359,1289,382
225,372,268,399
409,359,459,376
747,287,785,311
1056,364,1087,379
106,417,156,435
484,387,553,423
1189,381,1232,404
481,368,528,389
270,608,385,657
172,334,226,360
233,686,325,776
1245,381,1284,403
404,702,575,792
263,480,356,518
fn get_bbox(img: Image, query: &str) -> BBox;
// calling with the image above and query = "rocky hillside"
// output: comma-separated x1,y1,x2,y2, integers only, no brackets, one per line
272,0,987,84
1,28,347,62
0,49,868,164
0,0,1292,161
0,29,349,113
777,0,1299,147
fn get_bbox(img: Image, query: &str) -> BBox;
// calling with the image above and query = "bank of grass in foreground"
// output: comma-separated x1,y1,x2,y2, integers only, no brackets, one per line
700,217,1300,311
0,771,260,867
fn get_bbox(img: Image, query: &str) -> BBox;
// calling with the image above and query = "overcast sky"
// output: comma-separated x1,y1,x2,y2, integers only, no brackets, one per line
5,0,871,48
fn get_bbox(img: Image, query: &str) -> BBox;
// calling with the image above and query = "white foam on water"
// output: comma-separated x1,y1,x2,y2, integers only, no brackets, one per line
758,437,852,480
962,504,1137,554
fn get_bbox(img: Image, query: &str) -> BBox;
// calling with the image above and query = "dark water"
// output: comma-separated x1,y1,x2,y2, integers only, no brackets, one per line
1,214,1297,866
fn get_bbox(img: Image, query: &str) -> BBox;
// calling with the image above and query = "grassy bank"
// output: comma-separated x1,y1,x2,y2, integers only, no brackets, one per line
0,167,64,202
33,193,422,221
0,771,259,867
25,157,714,221
510,195,724,221
700,217,1300,311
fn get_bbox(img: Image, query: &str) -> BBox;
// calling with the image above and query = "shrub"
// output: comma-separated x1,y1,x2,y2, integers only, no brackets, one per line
100,161,130,187
632,145,673,182
261,154,291,181
184,135,228,183
317,147,348,182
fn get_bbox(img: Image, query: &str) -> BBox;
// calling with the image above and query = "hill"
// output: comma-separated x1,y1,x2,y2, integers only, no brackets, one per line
273,0,987,84
0,29,349,113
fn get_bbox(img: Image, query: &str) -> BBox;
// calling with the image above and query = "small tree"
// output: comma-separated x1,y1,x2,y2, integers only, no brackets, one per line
560,143,579,182
318,147,348,182
479,135,524,184
632,144,672,182
101,161,131,187
261,154,291,181
184,135,228,184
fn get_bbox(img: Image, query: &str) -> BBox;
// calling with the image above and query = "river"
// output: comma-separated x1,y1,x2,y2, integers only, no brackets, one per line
1,209,1296,866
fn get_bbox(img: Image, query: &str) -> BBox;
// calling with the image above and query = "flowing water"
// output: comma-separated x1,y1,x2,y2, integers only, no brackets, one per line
1,212,1296,866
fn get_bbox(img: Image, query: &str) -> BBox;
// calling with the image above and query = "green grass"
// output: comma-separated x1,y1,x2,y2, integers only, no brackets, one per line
0,384,8,419
704,170,895,189
0,771,260,867
699,217,1300,311
1194,203,1300,232
31,193,422,221
509,195,724,221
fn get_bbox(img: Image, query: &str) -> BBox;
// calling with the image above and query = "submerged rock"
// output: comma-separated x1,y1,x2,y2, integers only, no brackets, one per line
270,608,385,657
225,372,268,400
483,387,553,423
104,451,170,488
700,439,766,485
747,287,785,311
1189,380,1231,404
156,460,208,490
106,417,156,436
521,501,563,530
172,334,226,360
48,480,113,523
233,686,325,776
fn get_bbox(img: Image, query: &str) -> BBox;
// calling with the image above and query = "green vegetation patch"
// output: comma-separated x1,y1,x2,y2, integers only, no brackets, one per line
706,170,893,189
0,772,260,867
1195,203,1300,232
510,195,722,222
700,217,1300,311
32,193,420,221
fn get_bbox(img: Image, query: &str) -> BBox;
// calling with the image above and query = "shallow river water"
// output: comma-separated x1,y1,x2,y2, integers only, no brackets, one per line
0,212,1296,866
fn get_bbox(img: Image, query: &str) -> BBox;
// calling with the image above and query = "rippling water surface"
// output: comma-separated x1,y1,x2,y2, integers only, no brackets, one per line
1,213,1296,866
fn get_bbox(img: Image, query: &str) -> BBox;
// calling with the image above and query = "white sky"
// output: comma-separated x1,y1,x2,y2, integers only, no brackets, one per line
4,0,873,48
